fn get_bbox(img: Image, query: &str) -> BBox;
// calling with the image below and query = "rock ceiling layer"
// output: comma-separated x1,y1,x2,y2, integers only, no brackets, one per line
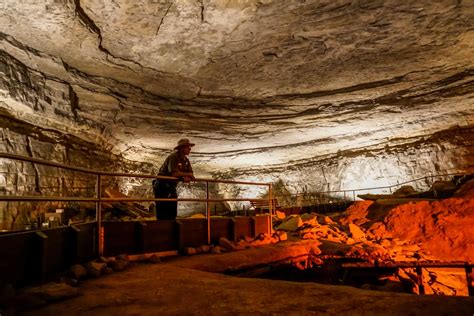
1,0,473,172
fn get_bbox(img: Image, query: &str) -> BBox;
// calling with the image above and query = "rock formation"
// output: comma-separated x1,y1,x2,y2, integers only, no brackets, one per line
1,1,473,221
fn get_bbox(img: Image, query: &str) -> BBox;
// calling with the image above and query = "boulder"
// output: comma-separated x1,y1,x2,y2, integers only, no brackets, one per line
277,215,303,231
348,223,366,240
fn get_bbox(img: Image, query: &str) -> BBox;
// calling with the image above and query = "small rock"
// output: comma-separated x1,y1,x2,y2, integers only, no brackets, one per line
110,259,129,272
210,246,222,254
219,237,236,251
69,264,87,280
324,216,334,224
275,230,288,241
303,233,316,240
86,262,107,278
277,215,303,231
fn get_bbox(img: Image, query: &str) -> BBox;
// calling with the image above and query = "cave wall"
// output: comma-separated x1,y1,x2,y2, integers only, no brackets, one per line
1,1,473,224
212,126,474,209
0,119,159,230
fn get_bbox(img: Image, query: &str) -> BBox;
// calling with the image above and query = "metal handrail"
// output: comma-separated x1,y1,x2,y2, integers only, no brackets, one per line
275,172,470,205
0,152,275,255
0,152,270,185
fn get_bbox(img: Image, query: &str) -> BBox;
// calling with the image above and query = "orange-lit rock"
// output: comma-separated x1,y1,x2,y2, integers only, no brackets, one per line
382,198,474,261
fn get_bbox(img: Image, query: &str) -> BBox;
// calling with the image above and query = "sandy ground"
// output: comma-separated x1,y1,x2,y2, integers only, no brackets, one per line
26,249,474,316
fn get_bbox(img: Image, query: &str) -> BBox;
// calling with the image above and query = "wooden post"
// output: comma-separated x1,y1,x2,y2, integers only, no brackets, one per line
416,266,425,295
36,231,48,282
465,265,473,296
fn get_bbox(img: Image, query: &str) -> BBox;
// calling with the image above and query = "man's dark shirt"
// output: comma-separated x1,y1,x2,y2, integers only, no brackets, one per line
158,151,193,181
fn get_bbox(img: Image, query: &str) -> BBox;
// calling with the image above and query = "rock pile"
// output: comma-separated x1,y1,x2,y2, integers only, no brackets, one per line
182,232,289,257
269,178,474,296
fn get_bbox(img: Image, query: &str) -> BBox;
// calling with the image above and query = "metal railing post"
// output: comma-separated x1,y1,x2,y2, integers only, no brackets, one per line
96,174,103,256
206,181,211,245
268,183,273,235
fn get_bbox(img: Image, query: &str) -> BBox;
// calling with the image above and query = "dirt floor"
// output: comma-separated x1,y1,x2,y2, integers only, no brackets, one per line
25,247,474,316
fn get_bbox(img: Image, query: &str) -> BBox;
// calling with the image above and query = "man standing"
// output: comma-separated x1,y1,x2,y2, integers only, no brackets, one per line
153,138,195,220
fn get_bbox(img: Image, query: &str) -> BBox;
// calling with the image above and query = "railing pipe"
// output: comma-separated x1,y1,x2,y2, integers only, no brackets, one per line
0,152,269,186
268,183,273,235
206,181,210,244
96,174,103,256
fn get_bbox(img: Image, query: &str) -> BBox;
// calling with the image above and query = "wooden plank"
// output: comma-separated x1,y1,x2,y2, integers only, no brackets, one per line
140,221,178,252
103,221,138,257
210,218,232,244
232,217,254,241
253,215,270,236
177,219,208,249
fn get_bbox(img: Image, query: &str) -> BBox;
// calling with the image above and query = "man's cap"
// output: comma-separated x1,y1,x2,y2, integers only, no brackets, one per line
174,138,195,150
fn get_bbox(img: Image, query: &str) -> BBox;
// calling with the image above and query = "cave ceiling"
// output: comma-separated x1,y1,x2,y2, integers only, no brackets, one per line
1,0,473,173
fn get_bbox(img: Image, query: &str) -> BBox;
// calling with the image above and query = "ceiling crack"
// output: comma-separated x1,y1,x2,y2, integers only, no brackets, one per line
198,0,205,22
156,2,173,36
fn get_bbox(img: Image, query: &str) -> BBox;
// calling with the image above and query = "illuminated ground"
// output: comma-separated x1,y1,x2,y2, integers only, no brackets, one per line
27,247,474,315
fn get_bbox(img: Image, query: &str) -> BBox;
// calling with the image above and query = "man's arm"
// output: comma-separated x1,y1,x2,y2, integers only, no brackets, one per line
168,155,194,181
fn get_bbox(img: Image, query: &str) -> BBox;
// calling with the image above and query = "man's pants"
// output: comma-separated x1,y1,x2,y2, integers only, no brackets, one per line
153,180,178,220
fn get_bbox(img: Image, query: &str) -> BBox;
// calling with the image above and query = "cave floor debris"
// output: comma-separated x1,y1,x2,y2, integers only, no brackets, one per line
26,243,474,316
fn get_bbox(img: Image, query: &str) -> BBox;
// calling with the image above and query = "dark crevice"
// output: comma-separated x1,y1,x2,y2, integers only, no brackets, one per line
198,0,205,22
73,0,149,71
156,2,173,36
274,75,406,100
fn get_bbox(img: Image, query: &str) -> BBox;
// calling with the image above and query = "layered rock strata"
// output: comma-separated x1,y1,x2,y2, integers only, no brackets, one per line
1,1,473,222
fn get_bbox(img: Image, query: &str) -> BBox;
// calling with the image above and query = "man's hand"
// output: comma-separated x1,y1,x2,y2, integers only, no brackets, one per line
182,176,193,183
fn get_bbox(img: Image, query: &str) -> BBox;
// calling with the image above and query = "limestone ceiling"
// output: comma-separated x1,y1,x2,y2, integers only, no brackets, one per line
1,0,473,172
